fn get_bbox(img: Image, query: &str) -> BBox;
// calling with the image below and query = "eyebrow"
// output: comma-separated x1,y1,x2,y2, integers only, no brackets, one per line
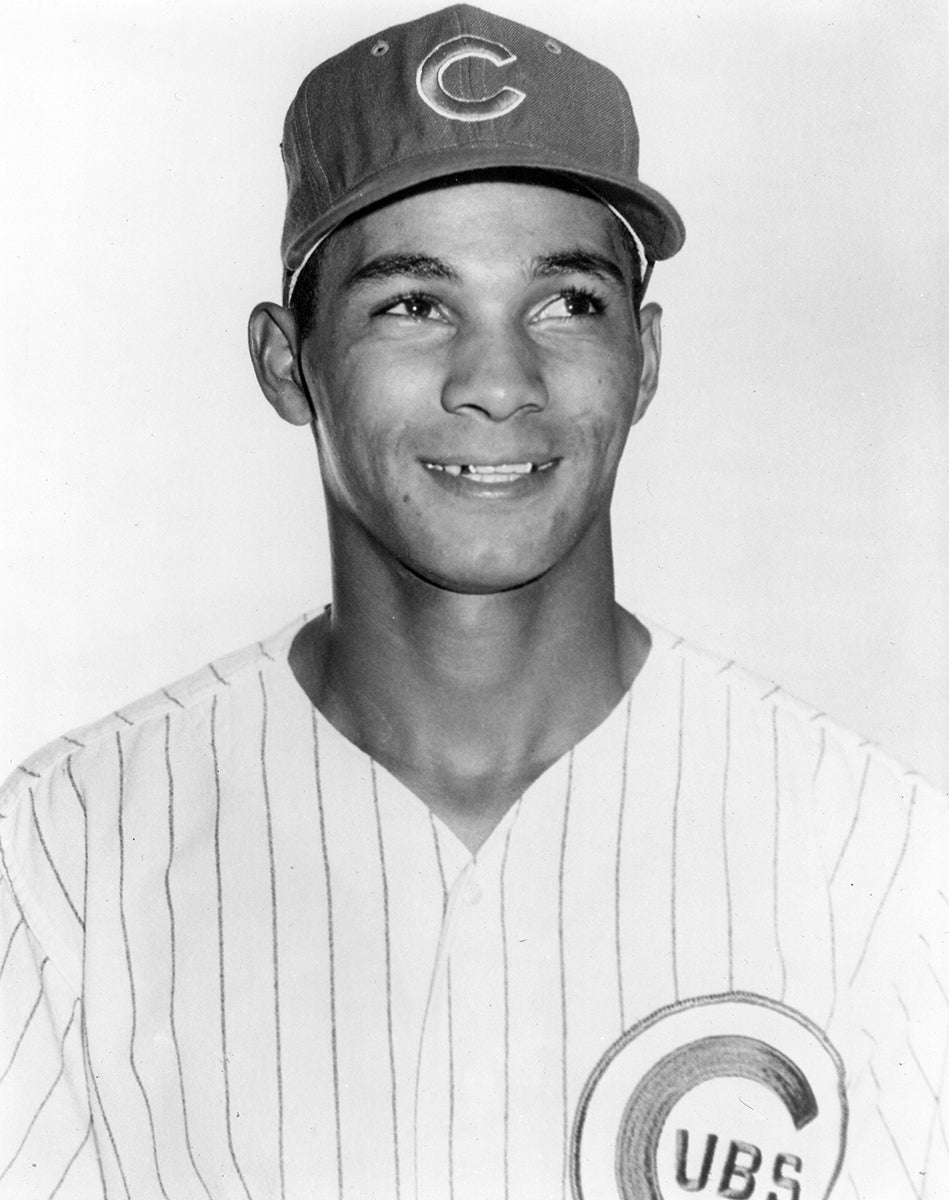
530,251,627,287
342,247,627,292
344,253,460,290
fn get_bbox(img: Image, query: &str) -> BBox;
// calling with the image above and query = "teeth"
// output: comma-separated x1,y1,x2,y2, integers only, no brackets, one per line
425,461,554,478
467,463,532,475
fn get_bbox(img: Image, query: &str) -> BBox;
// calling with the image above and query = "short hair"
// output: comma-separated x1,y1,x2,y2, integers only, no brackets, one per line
288,239,329,343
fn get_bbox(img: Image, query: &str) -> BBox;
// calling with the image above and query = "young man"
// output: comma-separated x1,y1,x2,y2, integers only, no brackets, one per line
1,6,945,1198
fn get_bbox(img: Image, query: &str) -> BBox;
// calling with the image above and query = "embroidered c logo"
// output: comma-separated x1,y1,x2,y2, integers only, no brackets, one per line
615,1035,817,1198
570,994,848,1200
416,35,526,122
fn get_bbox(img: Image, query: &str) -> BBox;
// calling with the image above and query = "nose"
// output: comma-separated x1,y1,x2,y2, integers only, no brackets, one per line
441,319,548,420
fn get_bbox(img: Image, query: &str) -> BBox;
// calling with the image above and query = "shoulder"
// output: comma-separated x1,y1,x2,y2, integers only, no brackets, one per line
0,612,311,986
642,618,946,851
1,614,308,818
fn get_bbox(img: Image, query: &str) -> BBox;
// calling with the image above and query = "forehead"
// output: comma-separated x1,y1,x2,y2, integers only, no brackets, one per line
320,177,629,282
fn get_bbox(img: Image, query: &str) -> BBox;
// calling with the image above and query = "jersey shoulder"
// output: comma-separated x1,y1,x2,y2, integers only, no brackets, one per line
0,612,312,988
1,612,311,815
644,619,946,856
647,619,943,789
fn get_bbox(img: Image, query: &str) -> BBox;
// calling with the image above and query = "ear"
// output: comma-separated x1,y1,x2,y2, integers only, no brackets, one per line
631,301,662,425
247,301,313,426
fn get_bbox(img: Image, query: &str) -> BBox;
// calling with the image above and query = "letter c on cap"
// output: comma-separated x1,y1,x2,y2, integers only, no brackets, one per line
416,35,526,122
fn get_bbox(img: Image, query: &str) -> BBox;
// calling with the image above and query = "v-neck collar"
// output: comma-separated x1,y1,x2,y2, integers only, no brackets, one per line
267,613,670,867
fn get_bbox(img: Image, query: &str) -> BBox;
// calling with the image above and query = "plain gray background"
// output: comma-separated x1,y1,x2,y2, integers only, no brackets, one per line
2,0,946,787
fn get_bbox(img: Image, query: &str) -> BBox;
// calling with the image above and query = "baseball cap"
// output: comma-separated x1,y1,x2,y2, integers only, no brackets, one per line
280,4,685,302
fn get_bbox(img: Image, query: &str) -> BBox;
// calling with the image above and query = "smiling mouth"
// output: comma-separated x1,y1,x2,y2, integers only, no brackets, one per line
423,461,557,484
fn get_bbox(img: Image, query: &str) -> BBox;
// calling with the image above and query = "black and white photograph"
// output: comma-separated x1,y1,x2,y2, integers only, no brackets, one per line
1,2,946,1196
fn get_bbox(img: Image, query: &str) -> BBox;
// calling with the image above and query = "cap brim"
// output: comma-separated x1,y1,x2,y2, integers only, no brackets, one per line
283,144,684,298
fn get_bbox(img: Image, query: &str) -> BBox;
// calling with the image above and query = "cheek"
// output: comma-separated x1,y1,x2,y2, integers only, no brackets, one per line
568,388,637,476
316,411,384,507
314,390,422,525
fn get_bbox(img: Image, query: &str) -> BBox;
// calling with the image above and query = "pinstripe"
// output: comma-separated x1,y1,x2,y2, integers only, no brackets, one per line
412,817,454,1200
427,817,455,1200
816,730,842,1030
812,723,827,784
64,756,86,816
79,755,126,1200
116,734,170,1200
870,1066,922,1198
163,716,213,1200
670,657,686,1001
430,817,448,900
48,1116,94,1200
558,751,575,1191
208,663,229,687
0,839,28,932
860,1024,878,1050
903,1028,938,1099
830,753,871,885
211,696,253,1200
258,671,286,1200
445,958,455,1198
162,689,184,709
0,916,24,984
0,953,49,1086
500,817,516,1200
721,685,734,991
849,785,918,986
823,887,840,1032
370,761,401,1200
18,765,41,779
30,788,82,928
928,960,949,1011
61,736,85,750
921,1024,949,1197
0,1001,79,1183
81,1020,118,1199
614,691,633,1031
312,711,343,1200
771,706,787,1002
114,711,134,728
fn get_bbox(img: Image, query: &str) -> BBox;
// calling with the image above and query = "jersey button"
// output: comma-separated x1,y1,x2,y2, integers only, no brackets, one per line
463,878,482,906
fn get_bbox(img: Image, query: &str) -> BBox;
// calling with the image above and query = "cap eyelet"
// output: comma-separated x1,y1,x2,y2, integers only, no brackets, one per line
545,39,562,55
370,39,389,56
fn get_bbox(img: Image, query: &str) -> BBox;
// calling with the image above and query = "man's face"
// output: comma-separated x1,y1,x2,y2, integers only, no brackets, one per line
296,178,660,594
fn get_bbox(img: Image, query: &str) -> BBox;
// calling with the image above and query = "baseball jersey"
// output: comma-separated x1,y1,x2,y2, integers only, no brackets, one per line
0,613,946,1199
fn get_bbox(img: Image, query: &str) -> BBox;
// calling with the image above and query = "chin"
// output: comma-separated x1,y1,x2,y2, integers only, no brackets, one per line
402,545,559,596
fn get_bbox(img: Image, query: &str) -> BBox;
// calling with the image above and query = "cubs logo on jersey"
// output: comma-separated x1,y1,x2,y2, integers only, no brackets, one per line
571,993,847,1200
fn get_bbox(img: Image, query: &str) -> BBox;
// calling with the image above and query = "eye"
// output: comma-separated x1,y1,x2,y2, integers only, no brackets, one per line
378,293,445,322
533,287,607,321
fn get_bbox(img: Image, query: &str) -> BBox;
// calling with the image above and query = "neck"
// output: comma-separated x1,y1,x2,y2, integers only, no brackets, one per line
291,512,649,849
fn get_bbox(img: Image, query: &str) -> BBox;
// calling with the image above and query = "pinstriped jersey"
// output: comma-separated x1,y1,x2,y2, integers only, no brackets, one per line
0,614,946,1198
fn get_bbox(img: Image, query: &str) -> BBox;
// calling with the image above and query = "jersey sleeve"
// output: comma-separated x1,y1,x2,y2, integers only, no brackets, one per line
0,762,103,1199
818,740,949,1197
